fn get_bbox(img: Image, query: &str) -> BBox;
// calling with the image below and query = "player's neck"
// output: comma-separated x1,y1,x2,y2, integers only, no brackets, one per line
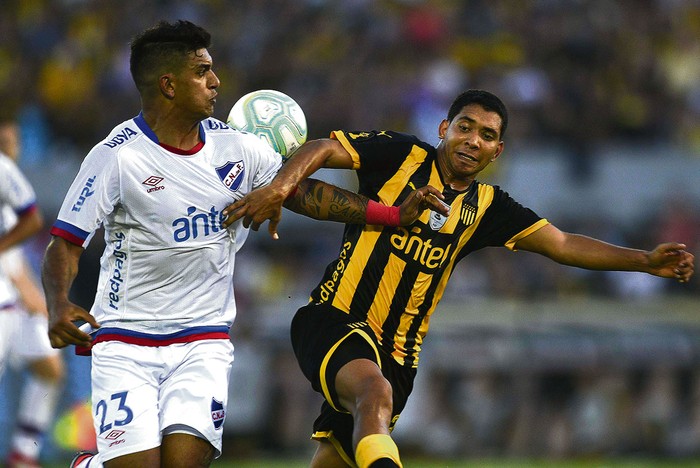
141,109,202,150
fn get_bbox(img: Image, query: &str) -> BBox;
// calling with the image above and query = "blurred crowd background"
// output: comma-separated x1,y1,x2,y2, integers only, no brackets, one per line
1,0,700,464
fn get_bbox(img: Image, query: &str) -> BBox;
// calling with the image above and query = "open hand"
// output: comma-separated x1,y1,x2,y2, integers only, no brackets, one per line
222,186,287,240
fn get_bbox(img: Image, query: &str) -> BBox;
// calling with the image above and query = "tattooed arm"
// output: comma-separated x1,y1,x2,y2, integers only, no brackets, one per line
222,138,447,237
283,178,368,224
283,178,448,226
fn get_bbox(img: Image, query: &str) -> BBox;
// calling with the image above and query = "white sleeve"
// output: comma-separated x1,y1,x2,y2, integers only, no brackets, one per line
0,154,37,214
52,147,120,247
250,137,284,190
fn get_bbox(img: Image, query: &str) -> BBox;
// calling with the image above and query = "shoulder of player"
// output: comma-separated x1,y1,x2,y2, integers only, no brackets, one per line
201,118,259,143
202,118,276,155
200,117,239,135
92,118,147,153
479,183,533,213
339,130,421,144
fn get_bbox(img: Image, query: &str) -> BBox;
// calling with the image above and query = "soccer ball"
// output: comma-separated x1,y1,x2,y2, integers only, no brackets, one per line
227,89,308,160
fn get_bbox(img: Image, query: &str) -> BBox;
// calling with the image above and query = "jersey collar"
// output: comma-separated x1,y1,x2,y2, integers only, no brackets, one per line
133,112,207,148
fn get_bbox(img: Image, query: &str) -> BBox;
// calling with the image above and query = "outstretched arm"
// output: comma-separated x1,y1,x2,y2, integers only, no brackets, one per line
284,178,448,225
223,138,449,237
223,139,353,237
515,224,695,282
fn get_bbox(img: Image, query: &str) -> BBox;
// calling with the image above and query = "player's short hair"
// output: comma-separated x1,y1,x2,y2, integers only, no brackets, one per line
129,20,211,93
447,90,508,139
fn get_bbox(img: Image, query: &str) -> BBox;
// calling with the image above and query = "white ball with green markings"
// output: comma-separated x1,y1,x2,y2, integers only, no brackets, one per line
227,89,308,160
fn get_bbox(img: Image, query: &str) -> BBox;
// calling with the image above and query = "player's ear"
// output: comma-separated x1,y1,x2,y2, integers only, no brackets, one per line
438,119,449,140
490,141,504,162
159,74,175,100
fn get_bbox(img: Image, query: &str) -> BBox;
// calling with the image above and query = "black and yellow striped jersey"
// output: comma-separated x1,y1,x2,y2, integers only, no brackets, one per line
309,130,549,368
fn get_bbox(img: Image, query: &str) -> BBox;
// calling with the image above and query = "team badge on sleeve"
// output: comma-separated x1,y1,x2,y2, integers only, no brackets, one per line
211,398,225,430
215,161,245,192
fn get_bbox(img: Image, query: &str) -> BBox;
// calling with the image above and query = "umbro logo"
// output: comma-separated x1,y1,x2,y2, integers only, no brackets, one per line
142,176,165,193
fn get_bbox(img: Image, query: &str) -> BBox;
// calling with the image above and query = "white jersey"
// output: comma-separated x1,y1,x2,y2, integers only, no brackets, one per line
51,114,282,345
0,153,38,308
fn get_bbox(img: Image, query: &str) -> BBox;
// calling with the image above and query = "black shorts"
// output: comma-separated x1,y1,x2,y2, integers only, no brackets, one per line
290,302,417,463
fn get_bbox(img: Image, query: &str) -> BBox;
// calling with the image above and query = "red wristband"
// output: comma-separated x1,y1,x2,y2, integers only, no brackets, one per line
366,199,401,226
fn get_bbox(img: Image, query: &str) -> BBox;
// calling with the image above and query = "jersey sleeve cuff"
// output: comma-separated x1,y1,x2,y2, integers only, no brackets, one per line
50,220,90,247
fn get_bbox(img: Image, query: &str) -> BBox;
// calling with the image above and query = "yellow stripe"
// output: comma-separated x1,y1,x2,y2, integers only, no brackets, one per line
415,161,447,226
390,269,432,364
331,131,362,169
319,328,381,413
377,145,428,205
505,218,550,250
311,431,358,468
367,254,406,353
332,230,381,313
428,161,444,191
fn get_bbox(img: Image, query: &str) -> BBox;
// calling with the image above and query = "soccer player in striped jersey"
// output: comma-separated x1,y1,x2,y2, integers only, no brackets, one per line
0,118,64,468
225,89,695,468
41,20,446,468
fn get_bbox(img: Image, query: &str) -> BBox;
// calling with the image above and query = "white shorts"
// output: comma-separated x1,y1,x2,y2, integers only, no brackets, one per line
90,339,234,461
0,305,58,374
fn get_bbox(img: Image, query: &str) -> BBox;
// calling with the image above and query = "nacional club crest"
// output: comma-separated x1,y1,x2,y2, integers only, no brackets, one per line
211,398,225,430
216,161,245,192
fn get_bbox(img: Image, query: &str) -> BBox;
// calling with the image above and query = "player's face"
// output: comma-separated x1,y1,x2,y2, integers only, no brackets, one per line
437,103,504,184
174,48,220,120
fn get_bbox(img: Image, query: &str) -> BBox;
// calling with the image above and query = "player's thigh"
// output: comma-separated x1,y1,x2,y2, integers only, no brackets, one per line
310,439,352,468
91,342,163,461
160,433,215,468
291,303,380,411
160,340,233,458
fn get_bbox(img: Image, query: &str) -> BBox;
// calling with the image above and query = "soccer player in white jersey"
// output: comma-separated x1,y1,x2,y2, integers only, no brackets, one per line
41,20,447,468
0,118,64,468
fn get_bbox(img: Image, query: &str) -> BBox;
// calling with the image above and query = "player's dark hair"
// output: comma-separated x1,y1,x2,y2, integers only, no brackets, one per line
129,20,211,93
447,89,508,139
